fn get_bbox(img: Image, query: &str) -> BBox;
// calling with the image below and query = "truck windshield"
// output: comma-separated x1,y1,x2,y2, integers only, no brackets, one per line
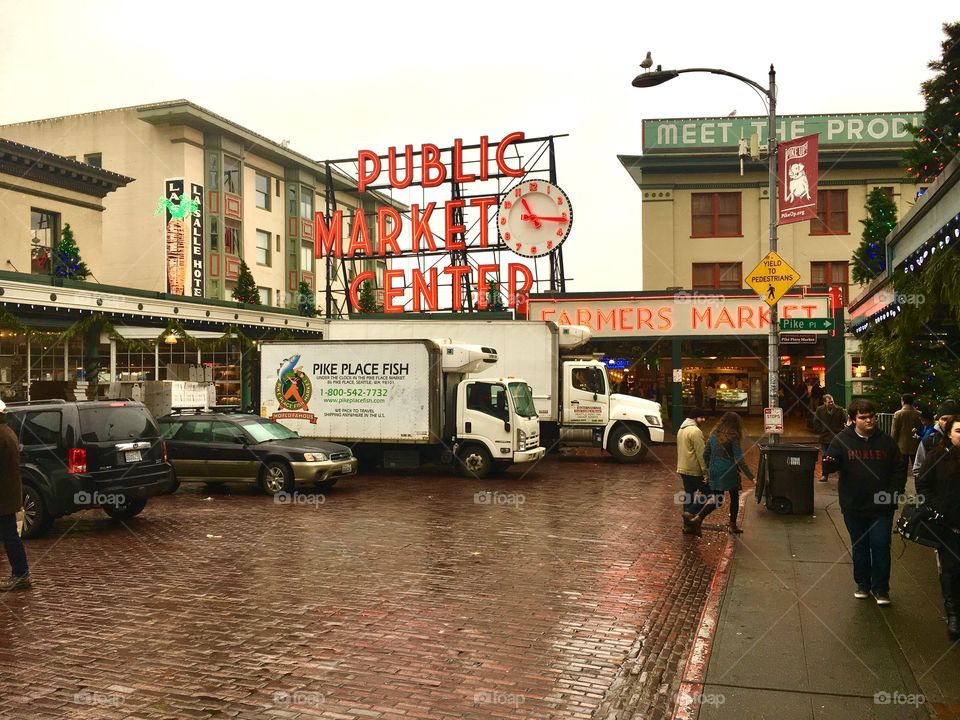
508,382,538,418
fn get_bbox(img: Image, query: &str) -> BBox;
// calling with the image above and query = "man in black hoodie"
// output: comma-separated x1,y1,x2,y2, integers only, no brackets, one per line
823,399,905,606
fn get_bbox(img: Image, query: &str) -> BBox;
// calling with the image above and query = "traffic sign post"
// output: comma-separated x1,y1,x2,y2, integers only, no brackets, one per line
779,318,835,332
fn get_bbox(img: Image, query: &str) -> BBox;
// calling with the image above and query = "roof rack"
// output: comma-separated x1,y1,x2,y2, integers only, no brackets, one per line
4,399,68,406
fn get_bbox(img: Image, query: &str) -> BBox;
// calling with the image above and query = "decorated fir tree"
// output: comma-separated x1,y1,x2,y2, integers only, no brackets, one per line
53,223,90,280
231,260,261,304
851,187,898,285
904,21,960,182
297,280,317,317
485,280,505,311
357,280,380,313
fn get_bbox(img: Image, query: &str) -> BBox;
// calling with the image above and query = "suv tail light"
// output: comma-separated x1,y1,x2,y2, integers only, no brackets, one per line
162,440,168,464
68,448,87,474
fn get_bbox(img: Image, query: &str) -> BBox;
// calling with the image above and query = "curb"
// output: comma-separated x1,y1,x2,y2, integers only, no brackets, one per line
671,502,740,720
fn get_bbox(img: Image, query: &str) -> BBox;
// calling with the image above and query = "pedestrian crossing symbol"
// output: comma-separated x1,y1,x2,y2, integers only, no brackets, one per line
745,251,800,307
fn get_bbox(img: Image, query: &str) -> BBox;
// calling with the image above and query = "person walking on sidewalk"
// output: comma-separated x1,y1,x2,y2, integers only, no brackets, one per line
917,415,960,640
698,412,754,534
676,407,710,536
813,394,846,482
823,399,905,606
0,400,30,592
891,394,922,477
914,399,958,479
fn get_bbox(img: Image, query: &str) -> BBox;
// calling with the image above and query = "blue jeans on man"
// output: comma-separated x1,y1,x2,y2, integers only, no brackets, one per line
679,474,715,517
0,514,29,578
842,512,893,594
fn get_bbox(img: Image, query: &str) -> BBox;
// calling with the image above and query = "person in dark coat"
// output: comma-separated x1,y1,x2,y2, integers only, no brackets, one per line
0,400,30,591
917,415,960,640
823,399,905,606
813,394,847,482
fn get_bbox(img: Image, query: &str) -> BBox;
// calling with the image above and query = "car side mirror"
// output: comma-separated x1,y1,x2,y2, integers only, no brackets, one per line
233,435,246,445
504,421,511,432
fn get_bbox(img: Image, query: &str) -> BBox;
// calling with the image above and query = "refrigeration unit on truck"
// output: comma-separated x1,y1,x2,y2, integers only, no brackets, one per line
324,319,664,462
259,339,544,477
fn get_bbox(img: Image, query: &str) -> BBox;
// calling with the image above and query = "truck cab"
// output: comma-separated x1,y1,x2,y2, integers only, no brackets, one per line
452,378,543,477
561,360,665,462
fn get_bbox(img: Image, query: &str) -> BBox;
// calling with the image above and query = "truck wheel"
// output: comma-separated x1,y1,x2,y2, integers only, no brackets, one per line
608,424,649,463
20,484,51,539
457,445,493,479
261,460,294,494
102,498,148,521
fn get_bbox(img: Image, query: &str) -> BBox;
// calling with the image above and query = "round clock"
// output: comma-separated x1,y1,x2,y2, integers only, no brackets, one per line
497,180,573,258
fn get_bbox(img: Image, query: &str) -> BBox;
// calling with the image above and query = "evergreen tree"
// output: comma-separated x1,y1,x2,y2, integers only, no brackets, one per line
297,280,317,317
485,280,505,311
851,187,898,285
357,280,380,313
53,223,90,280
231,260,261,304
904,21,960,182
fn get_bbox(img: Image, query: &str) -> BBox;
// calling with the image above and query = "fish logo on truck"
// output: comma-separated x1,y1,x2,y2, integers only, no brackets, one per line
272,354,317,424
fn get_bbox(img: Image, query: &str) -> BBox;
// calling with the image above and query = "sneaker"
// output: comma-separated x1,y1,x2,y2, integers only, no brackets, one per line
874,593,892,606
819,477,829,483
0,574,31,592
854,585,871,599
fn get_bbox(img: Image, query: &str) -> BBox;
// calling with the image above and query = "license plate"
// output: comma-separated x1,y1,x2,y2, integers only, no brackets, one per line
125,450,142,463
340,465,353,475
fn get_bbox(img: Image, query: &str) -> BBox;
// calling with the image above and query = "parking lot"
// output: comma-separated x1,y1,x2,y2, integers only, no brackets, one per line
0,448,729,719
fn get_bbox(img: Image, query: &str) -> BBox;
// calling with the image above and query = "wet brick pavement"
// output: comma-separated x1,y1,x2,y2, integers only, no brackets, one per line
0,447,733,719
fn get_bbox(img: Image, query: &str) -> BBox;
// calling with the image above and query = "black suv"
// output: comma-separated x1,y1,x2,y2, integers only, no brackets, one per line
6,399,175,538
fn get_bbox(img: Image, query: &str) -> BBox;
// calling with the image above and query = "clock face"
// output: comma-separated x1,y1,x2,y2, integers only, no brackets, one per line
497,180,572,258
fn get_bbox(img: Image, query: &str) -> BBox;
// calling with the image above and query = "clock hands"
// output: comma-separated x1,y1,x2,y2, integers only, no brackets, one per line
523,214,568,222
520,199,542,229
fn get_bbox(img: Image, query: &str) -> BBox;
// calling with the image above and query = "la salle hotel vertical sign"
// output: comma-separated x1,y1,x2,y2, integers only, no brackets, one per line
162,179,204,297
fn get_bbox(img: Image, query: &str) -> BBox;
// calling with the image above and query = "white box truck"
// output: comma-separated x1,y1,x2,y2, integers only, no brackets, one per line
259,339,544,477
324,319,665,462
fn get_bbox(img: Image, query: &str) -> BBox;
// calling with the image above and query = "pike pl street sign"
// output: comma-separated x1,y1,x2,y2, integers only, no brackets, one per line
779,318,835,332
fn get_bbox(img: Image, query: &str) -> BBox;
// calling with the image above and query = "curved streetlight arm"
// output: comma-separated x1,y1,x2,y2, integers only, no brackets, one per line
671,67,772,99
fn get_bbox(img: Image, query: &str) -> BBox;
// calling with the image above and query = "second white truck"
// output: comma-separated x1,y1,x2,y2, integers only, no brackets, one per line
324,319,665,462
259,339,544,477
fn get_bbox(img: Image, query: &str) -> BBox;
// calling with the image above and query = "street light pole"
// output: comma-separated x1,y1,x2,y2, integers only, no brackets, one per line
633,63,780,443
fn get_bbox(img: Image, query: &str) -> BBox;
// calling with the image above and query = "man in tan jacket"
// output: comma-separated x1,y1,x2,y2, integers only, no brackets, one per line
890,394,922,478
676,408,712,535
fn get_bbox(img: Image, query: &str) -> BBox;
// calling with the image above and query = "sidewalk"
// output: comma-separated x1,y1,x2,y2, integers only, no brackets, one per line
692,477,960,719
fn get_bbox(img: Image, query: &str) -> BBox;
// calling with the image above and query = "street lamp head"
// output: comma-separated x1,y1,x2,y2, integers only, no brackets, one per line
632,69,680,88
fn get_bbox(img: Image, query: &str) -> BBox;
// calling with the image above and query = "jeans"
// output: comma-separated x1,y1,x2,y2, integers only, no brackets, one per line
820,444,832,478
842,512,893,594
937,530,960,617
701,489,739,522
0,513,29,578
679,474,710,515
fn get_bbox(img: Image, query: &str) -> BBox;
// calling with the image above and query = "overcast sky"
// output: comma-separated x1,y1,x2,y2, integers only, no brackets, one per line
0,1,953,293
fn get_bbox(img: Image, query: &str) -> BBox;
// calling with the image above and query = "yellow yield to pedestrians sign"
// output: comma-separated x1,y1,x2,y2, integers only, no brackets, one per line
746,251,800,307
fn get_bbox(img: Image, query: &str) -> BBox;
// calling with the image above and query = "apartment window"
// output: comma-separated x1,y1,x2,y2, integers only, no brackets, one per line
811,261,850,304
255,173,270,210
288,186,297,216
224,222,240,255
208,153,219,191
301,241,314,271
255,230,271,266
83,153,101,168
811,189,848,235
300,188,313,220
257,286,271,306
223,155,241,195
692,262,742,290
691,192,741,237
210,217,219,250
30,208,60,275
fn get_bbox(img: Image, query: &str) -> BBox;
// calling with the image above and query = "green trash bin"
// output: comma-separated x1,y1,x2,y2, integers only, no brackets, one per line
755,443,819,515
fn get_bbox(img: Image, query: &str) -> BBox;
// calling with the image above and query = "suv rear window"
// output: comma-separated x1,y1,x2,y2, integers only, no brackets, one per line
78,406,161,442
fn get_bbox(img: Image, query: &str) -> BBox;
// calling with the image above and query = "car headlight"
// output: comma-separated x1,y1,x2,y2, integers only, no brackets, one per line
645,415,662,427
303,452,328,462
